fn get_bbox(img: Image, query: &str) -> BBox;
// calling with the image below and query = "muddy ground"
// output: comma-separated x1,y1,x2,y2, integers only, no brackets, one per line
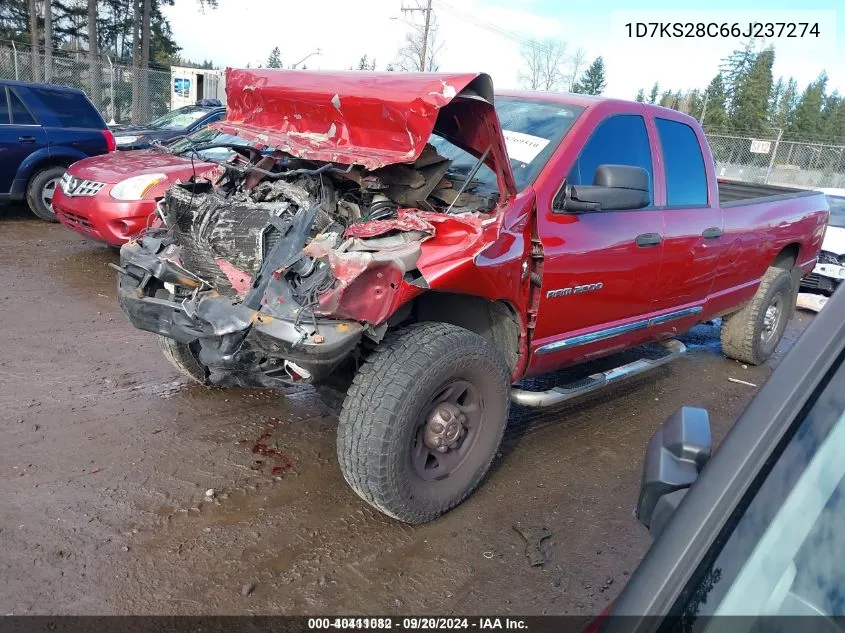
0,205,813,615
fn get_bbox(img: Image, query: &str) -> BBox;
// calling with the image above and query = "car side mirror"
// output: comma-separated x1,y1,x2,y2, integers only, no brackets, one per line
636,406,712,538
554,164,650,213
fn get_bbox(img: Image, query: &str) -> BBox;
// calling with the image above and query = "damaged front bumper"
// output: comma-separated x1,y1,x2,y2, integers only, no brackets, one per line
115,237,365,387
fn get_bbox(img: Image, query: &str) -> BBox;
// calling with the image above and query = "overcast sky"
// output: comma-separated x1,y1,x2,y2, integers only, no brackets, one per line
163,0,842,100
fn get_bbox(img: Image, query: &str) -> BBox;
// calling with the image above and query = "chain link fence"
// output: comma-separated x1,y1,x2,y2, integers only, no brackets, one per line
0,42,171,124
3,40,844,191
705,131,845,190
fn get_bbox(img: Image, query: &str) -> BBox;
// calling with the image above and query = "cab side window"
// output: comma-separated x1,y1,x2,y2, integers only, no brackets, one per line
567,114,653,198
655,117,708,206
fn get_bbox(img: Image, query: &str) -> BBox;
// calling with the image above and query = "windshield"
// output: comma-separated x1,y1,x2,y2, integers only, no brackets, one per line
147,106,211,131
826,196,845,229
676,355,845,626
429,97,584,192
165,128,250,161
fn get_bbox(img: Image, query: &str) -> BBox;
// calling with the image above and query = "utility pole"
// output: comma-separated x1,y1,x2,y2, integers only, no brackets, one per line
699,90,709,126
402,0,433,71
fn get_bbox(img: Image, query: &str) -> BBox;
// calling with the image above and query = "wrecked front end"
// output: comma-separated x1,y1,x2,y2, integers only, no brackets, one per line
115,70,520,388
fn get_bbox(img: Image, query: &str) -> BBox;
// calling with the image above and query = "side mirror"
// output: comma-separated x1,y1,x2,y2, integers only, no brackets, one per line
554,164,650,213
636,406,712,538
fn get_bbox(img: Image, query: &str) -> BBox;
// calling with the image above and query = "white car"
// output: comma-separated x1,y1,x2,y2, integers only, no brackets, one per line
802,188,845,295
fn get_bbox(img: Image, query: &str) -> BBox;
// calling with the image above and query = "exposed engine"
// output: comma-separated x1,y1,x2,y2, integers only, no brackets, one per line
159,144,498,311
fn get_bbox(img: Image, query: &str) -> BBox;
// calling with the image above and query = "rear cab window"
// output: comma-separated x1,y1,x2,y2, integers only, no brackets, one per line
567,114,654,198
656,117,708,206
26,86,104,128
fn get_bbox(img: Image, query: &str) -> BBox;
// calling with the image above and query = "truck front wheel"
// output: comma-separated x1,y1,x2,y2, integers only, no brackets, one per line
337,322,510,524
721,266,793,365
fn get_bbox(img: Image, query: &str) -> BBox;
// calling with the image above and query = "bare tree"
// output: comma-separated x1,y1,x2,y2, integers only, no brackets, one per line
519,38,567,91
395,6,444,72
87,0,101,108
28,0,41,82
44,0,52,81
566,47,587,92
518,40,543,90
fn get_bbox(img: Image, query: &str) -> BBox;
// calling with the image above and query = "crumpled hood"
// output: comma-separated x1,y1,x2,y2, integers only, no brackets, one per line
215,68,516,196
823,225,845,256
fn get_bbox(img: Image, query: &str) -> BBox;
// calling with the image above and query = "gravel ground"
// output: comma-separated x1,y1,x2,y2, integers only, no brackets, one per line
0,205,813,615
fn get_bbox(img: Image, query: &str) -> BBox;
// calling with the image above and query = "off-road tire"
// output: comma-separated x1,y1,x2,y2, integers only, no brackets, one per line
337,322,510,524
157,336,210,385
721,266,793,366
26,166,65,222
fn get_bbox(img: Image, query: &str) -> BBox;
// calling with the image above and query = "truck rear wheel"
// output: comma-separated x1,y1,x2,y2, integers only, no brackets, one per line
721,266,793,366
26,165,65,222
157,336,210,385
337,322,510,524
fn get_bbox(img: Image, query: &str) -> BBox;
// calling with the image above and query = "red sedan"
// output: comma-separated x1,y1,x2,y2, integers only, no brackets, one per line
53,129,239,246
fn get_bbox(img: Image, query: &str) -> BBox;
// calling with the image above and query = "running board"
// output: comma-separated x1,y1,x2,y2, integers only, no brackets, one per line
510,339,686,408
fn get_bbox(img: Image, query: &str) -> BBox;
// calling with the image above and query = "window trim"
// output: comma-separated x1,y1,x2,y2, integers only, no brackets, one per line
0,86,10,126
8,87,39,126
551,113,656,213
654,116,712,210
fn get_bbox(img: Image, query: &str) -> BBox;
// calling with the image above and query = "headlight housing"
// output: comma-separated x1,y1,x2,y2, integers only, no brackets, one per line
110,173,167,200
114,135,141,146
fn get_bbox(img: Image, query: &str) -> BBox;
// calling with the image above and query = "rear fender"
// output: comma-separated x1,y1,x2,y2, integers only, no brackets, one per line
11,147,85,196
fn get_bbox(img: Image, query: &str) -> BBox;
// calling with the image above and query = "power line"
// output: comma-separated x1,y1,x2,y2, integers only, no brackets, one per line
432,0,557,54
401,0,434,71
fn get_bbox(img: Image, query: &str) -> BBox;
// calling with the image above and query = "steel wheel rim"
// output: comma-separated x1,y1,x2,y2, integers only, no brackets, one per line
761,295,783,344
411,379,484,483
41,177,59,208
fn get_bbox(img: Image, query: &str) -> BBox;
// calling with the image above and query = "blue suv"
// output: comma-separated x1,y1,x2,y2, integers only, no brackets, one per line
0,80,115,221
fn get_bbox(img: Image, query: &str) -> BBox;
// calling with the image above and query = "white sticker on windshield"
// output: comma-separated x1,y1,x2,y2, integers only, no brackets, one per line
502,130,551,164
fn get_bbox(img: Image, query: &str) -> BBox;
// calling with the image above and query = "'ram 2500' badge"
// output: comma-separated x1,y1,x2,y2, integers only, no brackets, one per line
547,282,604,299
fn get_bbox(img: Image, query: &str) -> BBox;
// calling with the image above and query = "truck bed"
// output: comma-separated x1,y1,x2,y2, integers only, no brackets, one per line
718,179,819,207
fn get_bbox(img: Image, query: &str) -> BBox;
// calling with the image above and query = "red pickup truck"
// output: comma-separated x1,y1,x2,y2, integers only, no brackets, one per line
114,70,829,524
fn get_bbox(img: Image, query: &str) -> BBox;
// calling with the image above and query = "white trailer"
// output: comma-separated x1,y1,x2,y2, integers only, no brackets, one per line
170,66,227,109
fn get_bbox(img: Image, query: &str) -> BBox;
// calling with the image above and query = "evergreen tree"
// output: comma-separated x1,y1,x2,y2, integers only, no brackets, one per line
730,46,774,133
768,76,785,124
701,74,729,129
647,82,659,104
825,99,845,142
771,77,799,130
267,46,282,68
671,90,682,110
820,91,844,141
721,39,758,113
355,54,376,70
635,88,645,103
789,72,828,139
687,89,704,120
571,56,606,95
